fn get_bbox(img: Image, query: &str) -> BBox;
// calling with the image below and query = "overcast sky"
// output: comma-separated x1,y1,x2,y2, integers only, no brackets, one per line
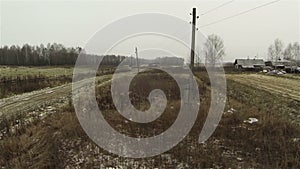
1,0,299,62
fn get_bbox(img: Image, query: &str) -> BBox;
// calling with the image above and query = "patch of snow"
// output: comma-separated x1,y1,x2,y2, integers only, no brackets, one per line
244,118,258,124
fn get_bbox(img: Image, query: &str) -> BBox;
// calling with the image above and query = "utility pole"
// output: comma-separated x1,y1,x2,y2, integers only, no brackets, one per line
190,7,197,69
135,47,139,73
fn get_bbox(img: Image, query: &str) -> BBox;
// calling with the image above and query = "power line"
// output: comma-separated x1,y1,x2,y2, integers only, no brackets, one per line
200,0,281,28
201,0,235,16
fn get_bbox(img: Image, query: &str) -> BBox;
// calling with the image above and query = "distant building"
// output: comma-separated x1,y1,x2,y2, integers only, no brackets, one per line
234,59,265,71
265,59,299,73
265,59,293,69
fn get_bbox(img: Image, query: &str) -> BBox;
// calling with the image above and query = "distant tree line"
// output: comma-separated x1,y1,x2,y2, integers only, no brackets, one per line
0,43,126,66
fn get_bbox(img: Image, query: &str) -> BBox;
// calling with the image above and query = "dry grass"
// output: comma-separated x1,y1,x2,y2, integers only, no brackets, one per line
0,108,84,168
0,66,73,79
0,117,62,168
0,70,299,168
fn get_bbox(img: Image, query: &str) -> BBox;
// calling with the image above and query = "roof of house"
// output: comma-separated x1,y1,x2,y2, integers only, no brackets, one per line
272,59,294,66
234,59,265,68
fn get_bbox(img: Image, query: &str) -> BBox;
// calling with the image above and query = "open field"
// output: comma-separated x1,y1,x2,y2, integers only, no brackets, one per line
0,66,116,79
0,66,74,99
0,69,300,168
0,66,73,79
227,73,300,101
0,66,116,99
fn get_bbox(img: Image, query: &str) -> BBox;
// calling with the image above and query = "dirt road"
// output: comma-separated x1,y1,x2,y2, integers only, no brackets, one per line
0,75,112,117
226,74,300,101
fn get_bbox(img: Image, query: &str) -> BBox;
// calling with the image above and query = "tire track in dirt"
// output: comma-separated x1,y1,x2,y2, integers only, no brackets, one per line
0,75,112,117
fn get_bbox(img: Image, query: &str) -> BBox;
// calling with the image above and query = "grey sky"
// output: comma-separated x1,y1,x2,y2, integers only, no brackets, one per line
1,0,299,62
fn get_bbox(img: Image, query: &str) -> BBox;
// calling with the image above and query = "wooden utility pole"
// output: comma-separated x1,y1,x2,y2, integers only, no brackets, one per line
190,8,197,69
135,47,139,73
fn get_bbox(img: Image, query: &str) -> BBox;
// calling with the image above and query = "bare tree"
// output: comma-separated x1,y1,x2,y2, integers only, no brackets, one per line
268,39,283,61
292,42,300,61
204,34,225,67
284,43,293,60
268,45,275,61
283,42,300,61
